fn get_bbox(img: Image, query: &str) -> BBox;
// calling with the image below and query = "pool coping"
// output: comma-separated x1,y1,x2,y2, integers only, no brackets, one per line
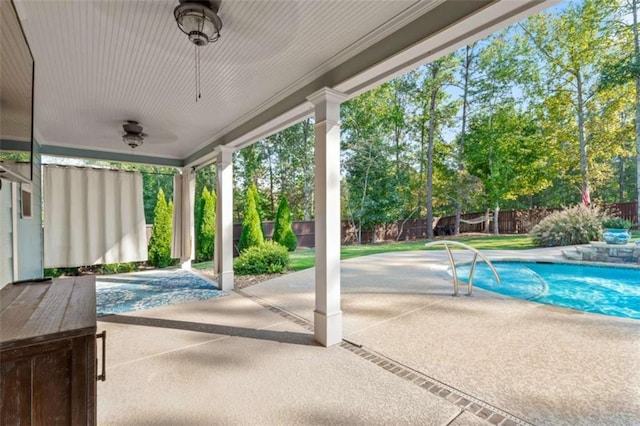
455,256,640,270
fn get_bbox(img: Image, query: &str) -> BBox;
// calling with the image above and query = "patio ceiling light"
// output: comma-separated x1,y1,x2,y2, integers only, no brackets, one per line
174,0,222,102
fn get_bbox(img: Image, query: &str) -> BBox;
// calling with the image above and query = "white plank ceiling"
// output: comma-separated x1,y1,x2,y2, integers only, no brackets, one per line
12,0,557,164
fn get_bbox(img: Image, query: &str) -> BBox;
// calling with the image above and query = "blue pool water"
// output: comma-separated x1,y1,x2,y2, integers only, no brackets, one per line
454,262,640,320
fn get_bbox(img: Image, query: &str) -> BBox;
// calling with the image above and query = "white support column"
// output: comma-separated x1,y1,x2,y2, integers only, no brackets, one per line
182,168,196,269
215,147,234,291
307,87,347,347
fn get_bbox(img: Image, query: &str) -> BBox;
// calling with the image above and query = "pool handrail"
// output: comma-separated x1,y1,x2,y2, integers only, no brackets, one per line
424,240,501,296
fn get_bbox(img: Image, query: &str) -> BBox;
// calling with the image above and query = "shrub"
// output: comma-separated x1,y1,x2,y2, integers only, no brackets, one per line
602,217,632,229
44,267,79,278
280,228,298,252
530,204,606,247
238,184,264,252
148,189,175,267
272,197,298,251
234,241,289,275
98,262,138,274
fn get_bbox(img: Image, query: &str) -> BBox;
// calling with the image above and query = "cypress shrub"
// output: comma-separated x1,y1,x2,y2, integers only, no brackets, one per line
273,197,297,251
148,189,174,267
196,187,216,261
281,228,298,252
252,185,267,240
238,184,264,252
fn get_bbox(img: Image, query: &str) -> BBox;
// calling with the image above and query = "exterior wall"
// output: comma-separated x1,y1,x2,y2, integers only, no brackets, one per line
16,140,43,280
0,180,12,288
0,140,44,288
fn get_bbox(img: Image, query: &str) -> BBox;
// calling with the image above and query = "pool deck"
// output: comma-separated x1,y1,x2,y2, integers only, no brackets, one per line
98,246,640,425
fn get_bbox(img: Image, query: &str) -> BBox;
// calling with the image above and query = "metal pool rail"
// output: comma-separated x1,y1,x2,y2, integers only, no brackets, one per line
424,240,501,296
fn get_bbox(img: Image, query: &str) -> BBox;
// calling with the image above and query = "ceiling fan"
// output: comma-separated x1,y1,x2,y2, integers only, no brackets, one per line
122,121,147,149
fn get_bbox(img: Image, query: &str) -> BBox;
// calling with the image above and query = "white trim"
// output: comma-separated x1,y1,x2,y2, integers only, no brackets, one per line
11,182,19,281
307,88,348,107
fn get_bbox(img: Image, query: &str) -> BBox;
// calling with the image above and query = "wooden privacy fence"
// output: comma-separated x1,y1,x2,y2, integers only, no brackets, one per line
227,201,637,249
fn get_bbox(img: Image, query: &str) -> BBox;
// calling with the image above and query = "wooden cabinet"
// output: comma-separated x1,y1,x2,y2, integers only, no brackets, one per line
0,276,100,425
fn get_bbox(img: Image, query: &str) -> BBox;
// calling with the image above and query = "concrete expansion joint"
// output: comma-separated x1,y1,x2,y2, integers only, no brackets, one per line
338,340,533,426
233,289,315,332
234,288,531,426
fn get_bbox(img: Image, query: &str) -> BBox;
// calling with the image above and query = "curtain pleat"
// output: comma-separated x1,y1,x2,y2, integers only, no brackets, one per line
171,173,194,260
171,174,184,259
44,166,148,268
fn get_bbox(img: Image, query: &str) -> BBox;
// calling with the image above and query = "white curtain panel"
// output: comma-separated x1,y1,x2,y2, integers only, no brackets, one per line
44,166,148,268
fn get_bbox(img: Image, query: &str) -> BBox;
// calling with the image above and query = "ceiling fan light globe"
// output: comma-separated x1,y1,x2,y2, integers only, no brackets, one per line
123,133,143,149
174,3,222,44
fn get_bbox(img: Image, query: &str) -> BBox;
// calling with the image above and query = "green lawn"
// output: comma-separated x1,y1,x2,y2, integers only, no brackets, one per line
192,234,535,272
193,231,640,273
288,234,534,271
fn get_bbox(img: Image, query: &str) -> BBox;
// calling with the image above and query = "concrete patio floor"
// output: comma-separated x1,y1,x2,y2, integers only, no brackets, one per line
97,247,640,425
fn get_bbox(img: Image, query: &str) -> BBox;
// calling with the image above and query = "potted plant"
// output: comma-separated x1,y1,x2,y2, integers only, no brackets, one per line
601,217,632,245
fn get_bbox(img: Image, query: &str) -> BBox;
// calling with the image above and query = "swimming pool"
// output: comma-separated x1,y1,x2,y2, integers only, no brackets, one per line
454,261,640,320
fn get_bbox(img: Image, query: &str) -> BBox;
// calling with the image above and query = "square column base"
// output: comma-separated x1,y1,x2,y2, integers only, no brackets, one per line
218,271,234,291
314,310,343,347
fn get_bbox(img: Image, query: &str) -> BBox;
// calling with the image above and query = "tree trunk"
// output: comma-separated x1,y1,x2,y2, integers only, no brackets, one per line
576,72,589,200
455,45,473,235
484,208,491,234
619,156,626,202
418,116,426,220
426,87,438,239
493,202,500,235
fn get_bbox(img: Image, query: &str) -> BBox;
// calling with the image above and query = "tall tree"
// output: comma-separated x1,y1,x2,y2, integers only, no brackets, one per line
416,54,459,238
633,0,640,225
453,43,479,234
600,0,640,218
518,0,620,203
464,105,552,234
342,87,401,243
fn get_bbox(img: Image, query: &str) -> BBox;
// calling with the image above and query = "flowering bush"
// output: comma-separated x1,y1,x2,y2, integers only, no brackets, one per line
530,204,606,247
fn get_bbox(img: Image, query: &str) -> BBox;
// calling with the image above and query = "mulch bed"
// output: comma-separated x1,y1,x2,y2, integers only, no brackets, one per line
196,268,284,289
